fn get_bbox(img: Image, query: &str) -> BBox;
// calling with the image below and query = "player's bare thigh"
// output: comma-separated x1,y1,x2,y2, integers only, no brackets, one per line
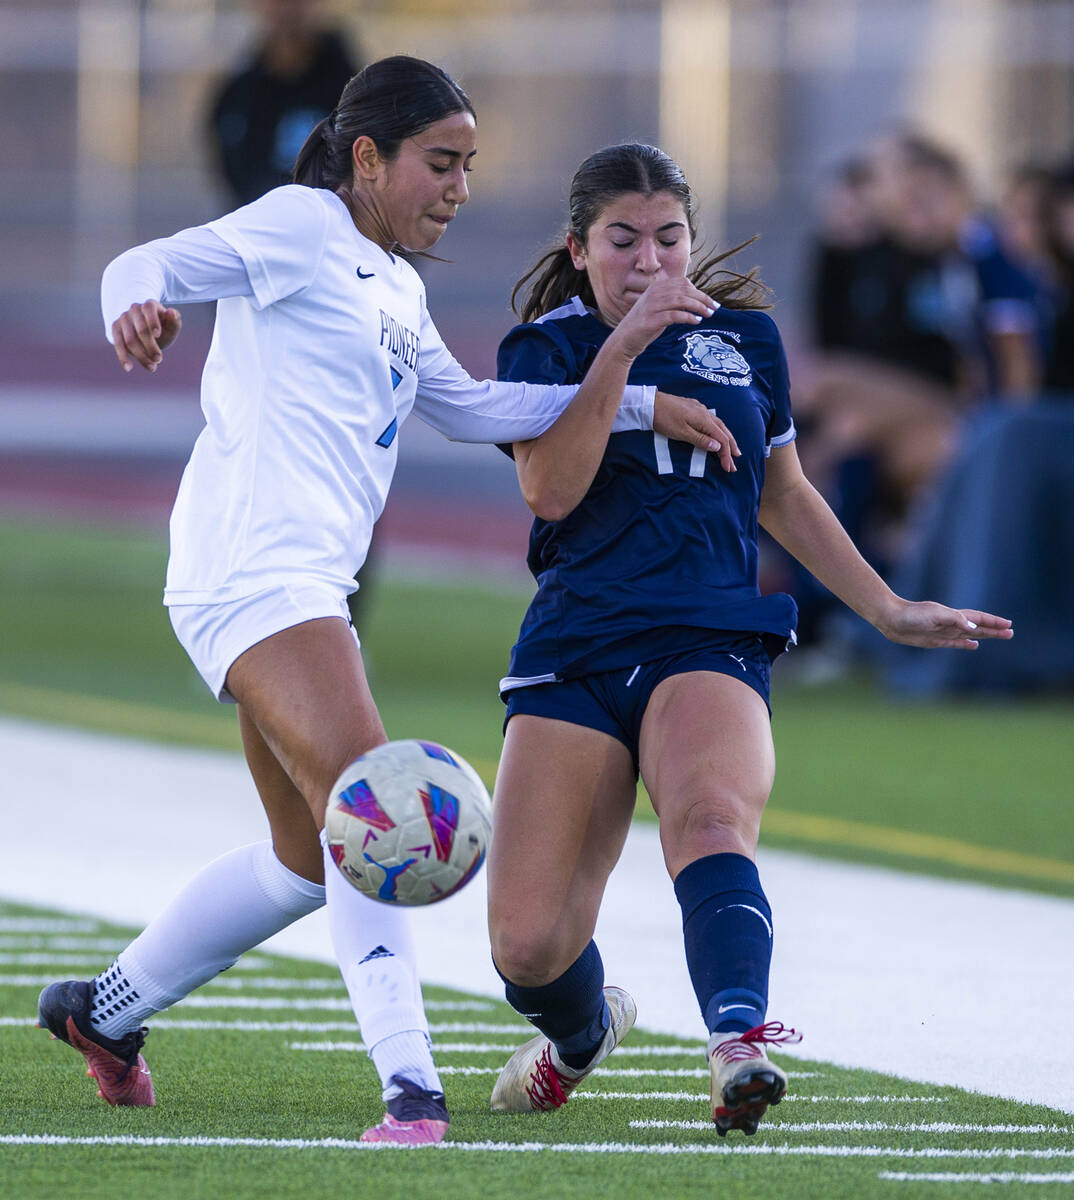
225,616,387,825
639,670,775,879
488,714,636,985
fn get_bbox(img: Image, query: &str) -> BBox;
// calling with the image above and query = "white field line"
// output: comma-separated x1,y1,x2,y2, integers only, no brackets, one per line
0,974,493,1010
0,954,126,966
0,953,271,969
582,1090,710,1101
633,1120,1072,1134
0,937,130,951
575,1091,950,1104
167,997,505,1013
3,1017,526,1034
285,1039,818,1070
172,998,372,1012
0,919,100,933
371,1021,531,1034
289,1040,705,1057
286,1040,797,1062
436,1066,717,1079
193,977,349,992
3,1135,1074,1159
880,1173,1074,1184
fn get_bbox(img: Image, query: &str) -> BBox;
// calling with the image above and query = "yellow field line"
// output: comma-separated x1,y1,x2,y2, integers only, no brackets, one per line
2,681,1071,887
760,809,1074,886
0,682,239,749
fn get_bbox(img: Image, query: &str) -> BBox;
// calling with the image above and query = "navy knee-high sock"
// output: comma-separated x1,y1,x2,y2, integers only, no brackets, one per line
495,940,610,1070
674,852,773,1035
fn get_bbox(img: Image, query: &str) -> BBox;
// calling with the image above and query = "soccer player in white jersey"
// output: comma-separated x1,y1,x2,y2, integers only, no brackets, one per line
35,62,726,1144
483,144,1014,1135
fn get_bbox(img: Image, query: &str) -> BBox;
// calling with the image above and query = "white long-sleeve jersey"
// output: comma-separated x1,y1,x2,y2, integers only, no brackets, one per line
101,186,655,604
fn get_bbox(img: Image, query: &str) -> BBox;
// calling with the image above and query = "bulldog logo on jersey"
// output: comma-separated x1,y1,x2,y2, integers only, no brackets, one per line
680,332,752,387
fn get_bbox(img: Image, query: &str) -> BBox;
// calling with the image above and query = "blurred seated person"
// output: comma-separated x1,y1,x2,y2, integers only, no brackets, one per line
207,0,362,207
808,131,1042,399
790,134,1043,656
876,161,1074,695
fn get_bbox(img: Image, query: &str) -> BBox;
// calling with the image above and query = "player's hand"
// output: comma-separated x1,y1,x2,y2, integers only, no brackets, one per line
653,392,740,472
111,300,182,373
610,274,716,361
876,600,1014,650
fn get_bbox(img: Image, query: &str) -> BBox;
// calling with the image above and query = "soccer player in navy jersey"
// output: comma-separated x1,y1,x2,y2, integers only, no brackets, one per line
485,144,1013,1135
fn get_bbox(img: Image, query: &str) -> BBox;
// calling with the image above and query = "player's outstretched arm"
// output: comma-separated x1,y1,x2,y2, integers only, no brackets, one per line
759,442,1013,650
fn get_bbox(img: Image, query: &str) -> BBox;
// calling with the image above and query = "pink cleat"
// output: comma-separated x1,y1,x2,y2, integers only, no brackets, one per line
37,980,155,1107
360,1075,449,1145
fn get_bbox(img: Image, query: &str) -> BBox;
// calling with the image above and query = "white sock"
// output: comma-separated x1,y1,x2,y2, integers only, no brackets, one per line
89,841,325,1038
321,831,442,1099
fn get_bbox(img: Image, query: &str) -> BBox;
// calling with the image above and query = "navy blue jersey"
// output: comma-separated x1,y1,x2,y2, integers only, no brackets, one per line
498,296,798,685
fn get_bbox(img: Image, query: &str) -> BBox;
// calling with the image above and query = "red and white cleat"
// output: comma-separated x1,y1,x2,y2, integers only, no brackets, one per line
708,1020,801,1136
489,985,637,1113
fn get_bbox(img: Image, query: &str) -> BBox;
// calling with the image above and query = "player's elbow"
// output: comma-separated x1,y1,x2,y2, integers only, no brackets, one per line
522,479,578,523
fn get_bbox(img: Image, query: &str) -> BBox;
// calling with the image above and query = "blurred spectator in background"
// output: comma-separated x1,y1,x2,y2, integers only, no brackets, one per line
787,131,1046,664
879,156,1074,696
206,0,362,208
206,1,373,625
792,135,1074,695
810,156,884,353
1040,163,1074,394
996,163,1058,363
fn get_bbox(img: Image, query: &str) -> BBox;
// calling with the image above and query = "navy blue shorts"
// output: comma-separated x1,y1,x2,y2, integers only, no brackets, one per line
503,632,771,775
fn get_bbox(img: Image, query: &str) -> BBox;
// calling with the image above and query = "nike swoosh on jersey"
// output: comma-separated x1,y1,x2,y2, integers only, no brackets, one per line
356,267,375,279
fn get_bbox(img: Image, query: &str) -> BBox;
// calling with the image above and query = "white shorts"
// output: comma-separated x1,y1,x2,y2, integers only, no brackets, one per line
168,582,358,703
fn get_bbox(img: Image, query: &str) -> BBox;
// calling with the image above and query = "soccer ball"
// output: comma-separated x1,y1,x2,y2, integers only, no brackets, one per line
325,739,493,906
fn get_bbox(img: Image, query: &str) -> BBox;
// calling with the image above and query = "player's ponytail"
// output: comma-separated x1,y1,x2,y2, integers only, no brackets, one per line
292,55,474,192
511,246,596,326
512,143,769,322
292,115,344,190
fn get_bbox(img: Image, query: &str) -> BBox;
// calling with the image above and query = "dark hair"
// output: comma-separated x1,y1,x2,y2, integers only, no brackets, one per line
898,135,967,186
292,55,474,191
835,155,873,189
1044,161,1074,281
512,143,769,323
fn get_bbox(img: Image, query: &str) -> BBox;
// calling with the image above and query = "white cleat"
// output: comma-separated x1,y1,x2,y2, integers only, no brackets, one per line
490,985,637,1113
709,1020,802,1136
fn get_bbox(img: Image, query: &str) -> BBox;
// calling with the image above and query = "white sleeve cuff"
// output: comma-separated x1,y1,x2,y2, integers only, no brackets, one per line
610,385,657,432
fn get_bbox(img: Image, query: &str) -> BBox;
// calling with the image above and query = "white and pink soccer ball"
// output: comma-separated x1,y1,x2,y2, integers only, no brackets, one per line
325,739,493,906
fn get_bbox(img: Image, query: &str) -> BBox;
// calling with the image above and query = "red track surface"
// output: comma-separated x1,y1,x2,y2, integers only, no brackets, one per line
0,452,532,573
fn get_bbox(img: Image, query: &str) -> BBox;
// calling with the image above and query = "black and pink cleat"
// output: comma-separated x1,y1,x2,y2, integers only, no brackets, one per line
37,980,155,1107
360,1074,449,1145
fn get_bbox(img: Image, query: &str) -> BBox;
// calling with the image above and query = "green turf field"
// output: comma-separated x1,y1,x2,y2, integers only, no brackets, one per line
2,898,1071,1200
1,517,1071,898
2,518,1074,1196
